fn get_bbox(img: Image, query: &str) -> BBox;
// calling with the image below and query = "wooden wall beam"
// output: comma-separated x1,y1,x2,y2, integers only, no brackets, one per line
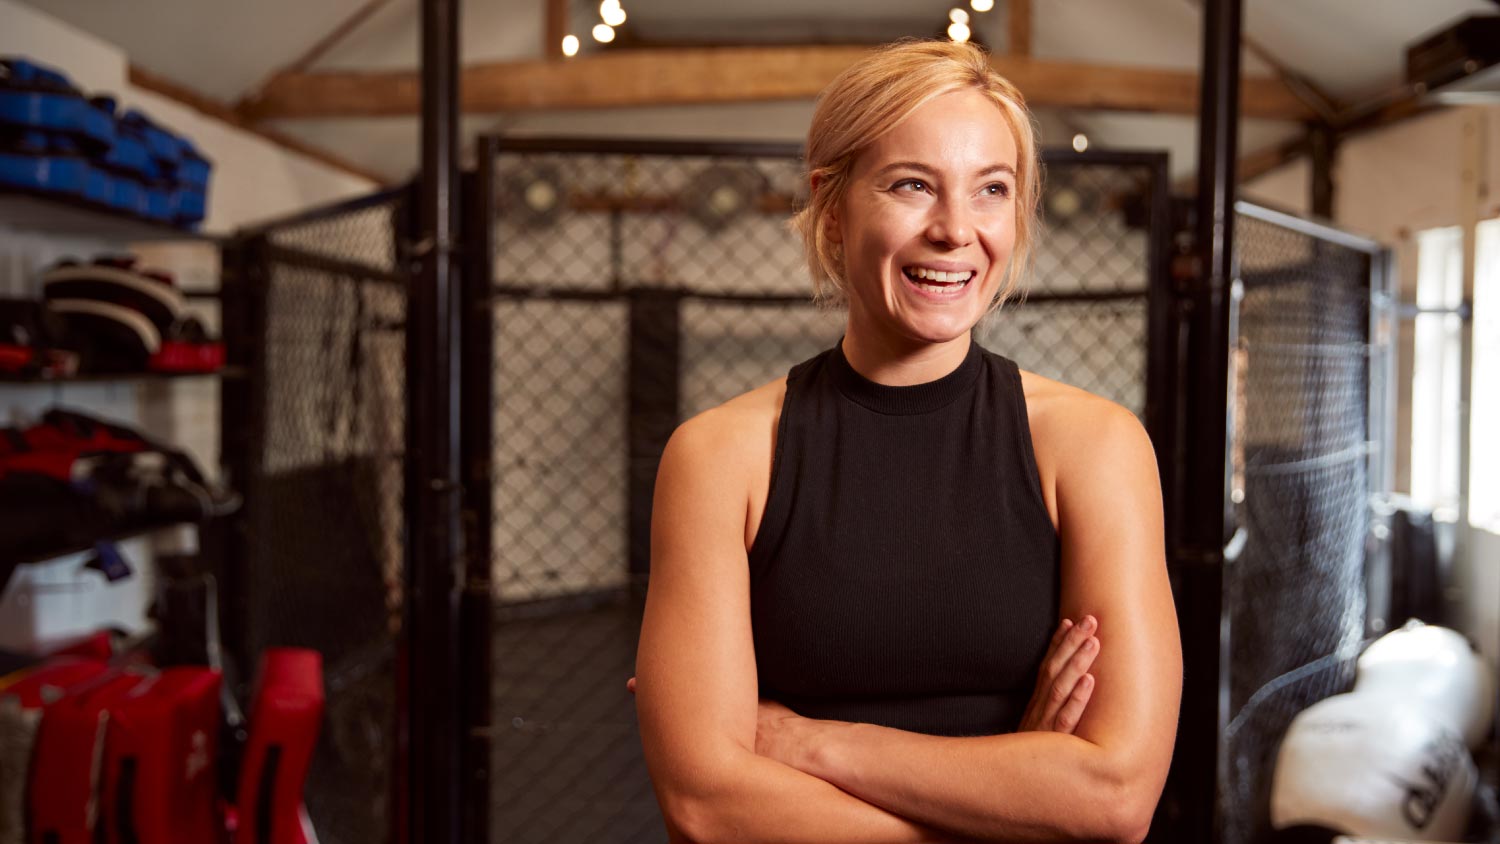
245,45,1315,121
545,0,569,60
234,0,393,115
1009,0,1032,57
128,64,388,186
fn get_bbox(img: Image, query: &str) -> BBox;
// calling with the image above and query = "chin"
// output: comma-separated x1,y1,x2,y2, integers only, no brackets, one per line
895,314,978,345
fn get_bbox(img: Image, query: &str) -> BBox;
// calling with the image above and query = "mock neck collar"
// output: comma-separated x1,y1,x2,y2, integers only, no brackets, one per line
828,335,983,415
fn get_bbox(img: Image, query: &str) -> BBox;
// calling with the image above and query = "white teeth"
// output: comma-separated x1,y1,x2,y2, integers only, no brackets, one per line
906,266,975,283
912,278,968,293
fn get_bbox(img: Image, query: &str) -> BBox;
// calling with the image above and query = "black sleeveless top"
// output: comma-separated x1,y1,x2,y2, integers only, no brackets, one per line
748,334,1061,737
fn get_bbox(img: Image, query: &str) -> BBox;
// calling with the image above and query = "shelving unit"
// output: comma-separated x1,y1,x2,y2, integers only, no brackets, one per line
1,188,233,653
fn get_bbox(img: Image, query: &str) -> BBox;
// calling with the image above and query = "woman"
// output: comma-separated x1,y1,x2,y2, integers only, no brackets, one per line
631,38,1181,843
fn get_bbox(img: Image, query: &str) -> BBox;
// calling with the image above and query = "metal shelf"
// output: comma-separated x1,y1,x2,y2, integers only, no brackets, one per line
0,189,216,242
13,515,227,566
0,366,245,385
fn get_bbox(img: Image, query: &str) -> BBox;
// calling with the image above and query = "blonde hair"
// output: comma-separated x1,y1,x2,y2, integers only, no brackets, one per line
788,37,1042,315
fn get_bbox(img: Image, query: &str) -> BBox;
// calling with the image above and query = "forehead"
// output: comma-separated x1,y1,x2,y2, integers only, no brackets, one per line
857,89,1018,176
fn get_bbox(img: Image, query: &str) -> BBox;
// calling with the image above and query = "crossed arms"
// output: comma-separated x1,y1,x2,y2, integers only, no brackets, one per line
634,395,1182,843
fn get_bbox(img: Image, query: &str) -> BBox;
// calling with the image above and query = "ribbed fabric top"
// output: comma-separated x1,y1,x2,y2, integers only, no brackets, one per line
748,335,1061,737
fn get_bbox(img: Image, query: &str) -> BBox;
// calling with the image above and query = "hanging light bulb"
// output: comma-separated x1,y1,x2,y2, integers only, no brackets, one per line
949,8,969,24
561,34,580,56
1072,133,1089,153
971,0,994,11
592,23,615,42
947,21,971,42
600,0,621,13
601,4,627,26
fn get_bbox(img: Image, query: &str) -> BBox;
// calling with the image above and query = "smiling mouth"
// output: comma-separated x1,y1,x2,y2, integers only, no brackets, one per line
902,266,974,293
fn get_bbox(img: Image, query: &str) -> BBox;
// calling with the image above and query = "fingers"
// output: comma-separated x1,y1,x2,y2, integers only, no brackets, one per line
1040,630,1098,726
1045,614,1097,681
1038,615,1099,729
627,676,637,695
1053,673,1095,734
1046,617,1074,655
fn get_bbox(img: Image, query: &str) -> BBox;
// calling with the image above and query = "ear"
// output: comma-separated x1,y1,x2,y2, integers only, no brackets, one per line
810,173,842,244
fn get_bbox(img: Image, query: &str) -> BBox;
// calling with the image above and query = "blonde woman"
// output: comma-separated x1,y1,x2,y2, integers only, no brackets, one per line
631,37,1182,843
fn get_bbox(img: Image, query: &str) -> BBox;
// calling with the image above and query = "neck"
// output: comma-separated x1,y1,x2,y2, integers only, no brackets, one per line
839,321,973,387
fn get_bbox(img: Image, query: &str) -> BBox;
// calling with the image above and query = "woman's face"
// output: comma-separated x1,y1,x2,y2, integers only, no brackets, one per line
828,88,1019,347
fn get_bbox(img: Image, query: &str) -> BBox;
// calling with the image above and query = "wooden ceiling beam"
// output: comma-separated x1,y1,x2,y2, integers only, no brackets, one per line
233,0,393,116
545,0,569,60
1175,0,1341,123
1009,0,1031,57
1178,84,1445,197
244,45,1315,121
128,64,388,186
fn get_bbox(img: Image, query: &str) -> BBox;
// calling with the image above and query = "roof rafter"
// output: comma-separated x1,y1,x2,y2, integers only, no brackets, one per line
1175,0,1342,123
1009,0,1031,57
128,64,388,186
242,45,1316,121
234,0,394,117
545,0,570,60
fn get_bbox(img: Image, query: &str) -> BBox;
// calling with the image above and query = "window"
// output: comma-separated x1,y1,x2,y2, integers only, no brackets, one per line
1411,218,1499,531
1474,220,1499,532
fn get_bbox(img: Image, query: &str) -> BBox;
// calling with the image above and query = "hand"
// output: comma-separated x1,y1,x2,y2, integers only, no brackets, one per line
1016,615,1099,734
753,697,807,768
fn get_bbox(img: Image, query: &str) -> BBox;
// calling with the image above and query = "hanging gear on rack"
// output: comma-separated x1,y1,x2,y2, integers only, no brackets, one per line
0,408,240,565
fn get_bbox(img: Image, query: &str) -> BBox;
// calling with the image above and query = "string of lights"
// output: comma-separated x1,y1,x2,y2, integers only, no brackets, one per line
561,0,627,56
948,0,996,43
559,0,1002,56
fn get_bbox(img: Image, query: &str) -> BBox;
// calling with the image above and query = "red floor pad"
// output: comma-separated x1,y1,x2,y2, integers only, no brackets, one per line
235,648,324,844
28,671,147,844
97,667,222,844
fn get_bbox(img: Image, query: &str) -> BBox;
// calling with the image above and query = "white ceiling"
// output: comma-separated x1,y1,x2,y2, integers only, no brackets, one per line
13,0,1497,183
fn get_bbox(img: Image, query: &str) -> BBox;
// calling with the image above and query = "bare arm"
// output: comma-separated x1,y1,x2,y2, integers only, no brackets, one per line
634,408,964,844
726,401,1183,843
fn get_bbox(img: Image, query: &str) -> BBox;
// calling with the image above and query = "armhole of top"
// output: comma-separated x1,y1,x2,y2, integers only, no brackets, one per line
1006,357,1053,527
747,363,800,564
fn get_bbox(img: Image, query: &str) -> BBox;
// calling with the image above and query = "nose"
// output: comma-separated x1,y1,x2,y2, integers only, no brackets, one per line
925,196,974,248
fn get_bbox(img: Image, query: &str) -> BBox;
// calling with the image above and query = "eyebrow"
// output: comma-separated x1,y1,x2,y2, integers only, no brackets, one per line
874,160,1016,179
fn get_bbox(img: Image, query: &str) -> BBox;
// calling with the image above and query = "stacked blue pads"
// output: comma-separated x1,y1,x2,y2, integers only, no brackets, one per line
0,57,212,229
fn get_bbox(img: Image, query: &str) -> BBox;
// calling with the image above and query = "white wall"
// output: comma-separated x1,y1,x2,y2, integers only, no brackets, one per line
1243,103,1500,670
0,0,378,653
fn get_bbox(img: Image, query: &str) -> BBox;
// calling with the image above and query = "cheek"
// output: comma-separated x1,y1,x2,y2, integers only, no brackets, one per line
979,216,1017,252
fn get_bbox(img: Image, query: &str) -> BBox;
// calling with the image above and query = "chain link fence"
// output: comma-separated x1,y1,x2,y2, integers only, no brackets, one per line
215,143,1390,844
223,190,409,844
1218,206,1387,844
477,140,1169,842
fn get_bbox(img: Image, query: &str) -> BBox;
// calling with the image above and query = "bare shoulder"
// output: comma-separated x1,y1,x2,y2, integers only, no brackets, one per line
1015,368,1154,524
671,376,786,463
1016,368,1142,443
665,377,788,550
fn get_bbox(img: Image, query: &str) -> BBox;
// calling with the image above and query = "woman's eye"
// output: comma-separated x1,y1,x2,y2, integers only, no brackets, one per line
985,182,1011,197
893,179,927,192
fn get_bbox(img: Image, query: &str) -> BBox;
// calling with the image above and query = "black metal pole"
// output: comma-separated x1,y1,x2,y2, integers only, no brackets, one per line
627,288,684,597
1310,122,1336,219
459,141,497,844
407,0,464,839
215,232,263,697
1171,1,1242,843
